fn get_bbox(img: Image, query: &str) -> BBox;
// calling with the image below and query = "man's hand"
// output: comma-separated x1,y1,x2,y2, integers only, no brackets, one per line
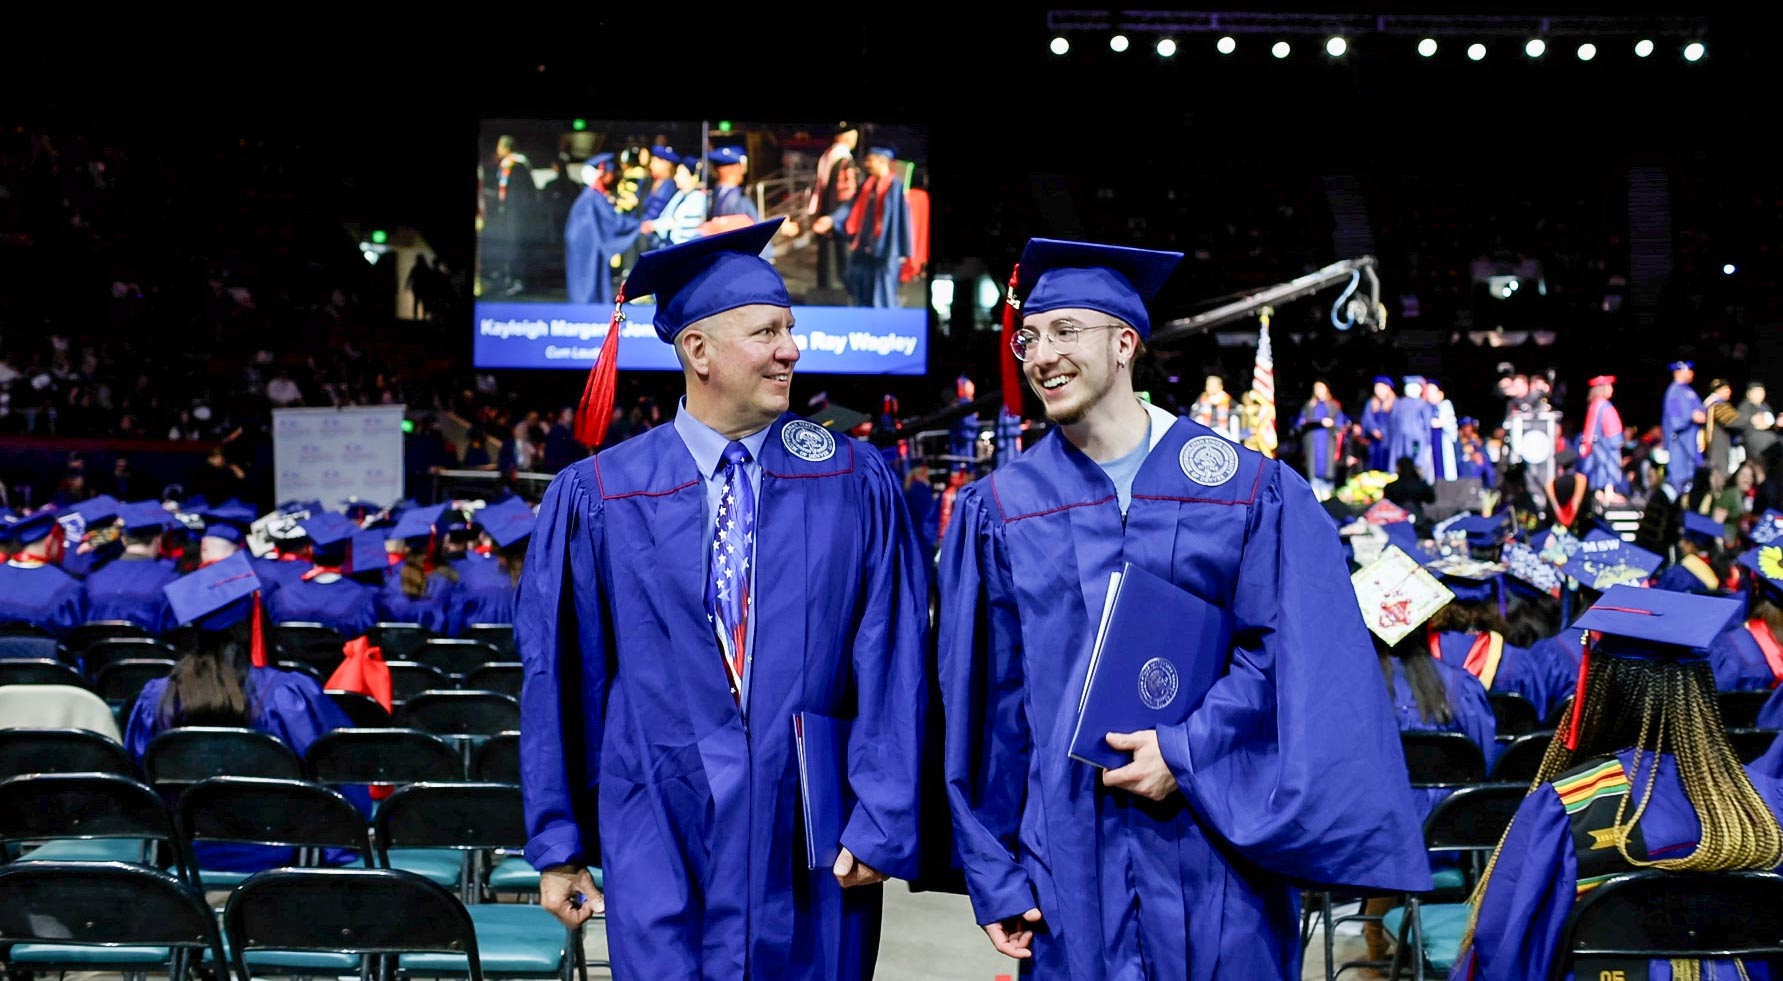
984,908,1043,960
1693,410,1707,424
540,865,604,929
640,220,655,235
832,847,887,888
1102,730,1179,801
812,215,834,235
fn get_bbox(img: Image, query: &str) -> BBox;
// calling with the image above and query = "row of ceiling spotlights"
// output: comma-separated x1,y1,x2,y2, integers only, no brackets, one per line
1053,35,1706,62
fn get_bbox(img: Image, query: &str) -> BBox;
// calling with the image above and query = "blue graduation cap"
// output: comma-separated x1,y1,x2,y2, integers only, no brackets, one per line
1572,584,1742,660
477,498,536,549
1558,538,1662,590
163,551,262,631
707,145,746,166
1668,359,1694,371
650,146,681,166
1382,521,1429,564
866,145,898,159
348,531,392,576
391,504,447,543
277,499,324,516
588,152,616,169
1753,510,1783,546
1015,238,1185,340
299,513,359,560
118,501,177,532
1372,375,1393,386
201,500,257,545
1739,545,1783,600
57,495,121,540
4,511,59,547
1503,541,1564,597
1681,512,1724,548
1452,514,1509,550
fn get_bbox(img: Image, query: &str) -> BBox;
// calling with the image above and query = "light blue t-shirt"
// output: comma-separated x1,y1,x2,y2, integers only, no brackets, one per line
1095,422,1151,515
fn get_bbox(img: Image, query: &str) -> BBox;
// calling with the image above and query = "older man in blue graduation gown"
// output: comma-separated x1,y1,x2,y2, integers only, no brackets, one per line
1663,360,1706,495
0,512,87,637
517,219,929,981
81,501,180,633
938,239,1429,979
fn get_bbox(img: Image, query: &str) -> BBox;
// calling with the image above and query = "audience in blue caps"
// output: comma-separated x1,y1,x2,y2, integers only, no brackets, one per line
375,503,460,635
0,511,86,636
447,497,533,636
79,501,181,633
262,512,377,638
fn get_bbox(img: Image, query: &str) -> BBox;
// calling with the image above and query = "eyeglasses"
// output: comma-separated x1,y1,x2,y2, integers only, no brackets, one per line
1010,323,1124,362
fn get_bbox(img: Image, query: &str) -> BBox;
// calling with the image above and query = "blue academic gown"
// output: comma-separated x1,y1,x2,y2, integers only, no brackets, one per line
709,184,760,221
1388,657,1499,842
81,555,178,634
565,186,642,306
1581,398,1628,494
829,176,912,309
252,555,314,591
1663,382,1704,493
639,178,676,222
1436,630,1576,723
517,415,928,980
125,665,370,871
1654,561,1721,595
1457,751,1783,980
449,559,516,636
264,575,377,639
1361,397,1395,472
1296,401,1348,482
1389,397,1435,479
0,561,86,638
1712,620,1781,693
375,565,458,636
938,409,1430,980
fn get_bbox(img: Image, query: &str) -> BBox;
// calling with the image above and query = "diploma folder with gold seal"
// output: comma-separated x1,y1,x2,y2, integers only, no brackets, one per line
1068,562,1234,770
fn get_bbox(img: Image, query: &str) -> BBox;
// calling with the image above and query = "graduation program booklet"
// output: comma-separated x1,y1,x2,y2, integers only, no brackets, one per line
1069,562,1234,770
793,712,849,871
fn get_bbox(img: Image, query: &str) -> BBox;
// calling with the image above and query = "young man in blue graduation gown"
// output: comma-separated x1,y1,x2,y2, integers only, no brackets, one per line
813,147,912,309
937,239,1429,979
516,219,929,981
1662,360,1706,496
264,513,377,639
0,512,87,637
565,154,642,306
1457,587,1783,980
81,501,180,633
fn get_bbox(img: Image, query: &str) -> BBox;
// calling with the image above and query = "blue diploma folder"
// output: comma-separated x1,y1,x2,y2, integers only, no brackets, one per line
793,711,850,870
1068,562,1234,770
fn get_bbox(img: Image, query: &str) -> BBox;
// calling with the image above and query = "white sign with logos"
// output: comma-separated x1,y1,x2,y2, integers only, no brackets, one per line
273,406,405,511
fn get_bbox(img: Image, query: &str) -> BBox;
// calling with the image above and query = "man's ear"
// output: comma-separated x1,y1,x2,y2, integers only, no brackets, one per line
679,329,708,378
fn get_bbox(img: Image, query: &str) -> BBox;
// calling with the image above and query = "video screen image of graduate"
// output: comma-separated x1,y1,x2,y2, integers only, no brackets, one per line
473,118,930,375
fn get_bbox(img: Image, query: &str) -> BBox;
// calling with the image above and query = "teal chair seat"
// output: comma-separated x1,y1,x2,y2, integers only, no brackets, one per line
200,935,362,971
359,847,465,886
194,867,255,888
399,904,568,975
487,856,603,892
1430,866,1467,892
16,839,148,863
1383,901,1472,973
9,944,172,966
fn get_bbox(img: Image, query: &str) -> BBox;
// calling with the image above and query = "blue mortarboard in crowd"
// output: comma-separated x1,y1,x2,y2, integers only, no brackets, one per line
201,500,258,545
163,551,262,631
277,499,325,517
1452,514,1509,550
707,145,746,166
1668,360,1694,371
57,495,121,540
1558,537,1662,590
1681,512,1725,548
629,218,789,342
650,147,681,165
179,495,211,514
1016,239,1184,340
4,512,60,547
118,501,177,532
866,145,898,160
477,498,536,549
1382,521,1428,564
1754,510,1783,546
300,513,359,558
392,504,447,543
1739,545,1783,600
348,530,392,575
1572,585,1742,660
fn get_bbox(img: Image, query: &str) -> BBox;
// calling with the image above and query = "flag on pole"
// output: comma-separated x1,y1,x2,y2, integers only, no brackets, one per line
1247,310,1278,458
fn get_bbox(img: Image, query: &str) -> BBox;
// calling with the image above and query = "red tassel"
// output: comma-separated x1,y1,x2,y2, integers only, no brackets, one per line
999,263,1024,418
1565,630,1591,750
1427,625,1443,660
574,289,627,448
250,590,268,668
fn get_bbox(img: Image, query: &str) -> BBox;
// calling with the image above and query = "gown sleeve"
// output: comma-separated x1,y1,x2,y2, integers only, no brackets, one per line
936,484,1038,925
1453,788,1573,981
1155,461,1433,893
836,457,931,881
123,678,170,761
515,465,609,871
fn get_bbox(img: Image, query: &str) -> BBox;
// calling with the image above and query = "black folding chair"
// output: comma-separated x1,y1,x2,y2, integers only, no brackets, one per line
0,622,53,639
375,783,591,979
1719,691,1771,730
0,658,87,688
1401,731,1487,788
225,868,486,981
1549,871,1783,981
1728,728,1780,764
1545,694,1576,729
0,727,134,781
466,663,524,698
1486,692,1541,739
304,728,466,889
81,636,180,676
64,619,152,657
389,660,452,705
273,621,348,675
0,772,187,872
370,622,433,661
327,689,394,728
1488,730,1556,783
1386,783,1527,981
472,732,521,785
417,639,506,679
142,727,304,790
176,776,372,892
465,623,517,660
398,691,521,737
0,634,61,661
0,861,226,979
94,657,176,722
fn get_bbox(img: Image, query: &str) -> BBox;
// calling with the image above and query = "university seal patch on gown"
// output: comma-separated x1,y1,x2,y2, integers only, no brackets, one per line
1179,435,1239,486
781,420,837,462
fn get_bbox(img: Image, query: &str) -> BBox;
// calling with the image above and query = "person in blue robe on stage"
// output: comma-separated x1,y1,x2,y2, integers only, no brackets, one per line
517,219,930,980
1361,376,1397,472
126,553,368,872
374,504,458,636
638,146,679,223
1663,360,1706,497
1390,376,1436,482
446,497,530,635
264,513,376,639
938,238,1429,978
81,501,180,634
1295,380,1348,498
0,511,87,638
815,146,912,309
565,154,643,306
706,145,760,222
1579,374,1628,497
1713,545,1783,693
1456,587,1783,980
1655,511,1730,595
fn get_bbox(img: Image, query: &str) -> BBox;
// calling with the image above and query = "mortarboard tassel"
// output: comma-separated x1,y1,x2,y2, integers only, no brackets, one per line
999,263,1024,418
574,289,627,449
1565,629,1591,750
250,590,268,668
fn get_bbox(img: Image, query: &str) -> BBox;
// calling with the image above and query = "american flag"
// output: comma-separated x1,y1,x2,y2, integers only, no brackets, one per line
711,469,754,698
1251,318,1277,458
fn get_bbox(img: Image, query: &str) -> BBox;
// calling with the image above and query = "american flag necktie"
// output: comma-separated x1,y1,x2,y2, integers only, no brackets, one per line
708,440,755,702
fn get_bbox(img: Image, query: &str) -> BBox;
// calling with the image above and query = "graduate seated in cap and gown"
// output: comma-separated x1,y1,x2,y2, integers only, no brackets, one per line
252,519,315,590
1361,376,1398,473
811,147,911,309
1455,587,1783,980
374,504,460,636
939,238,1428,978
1655,511,1733,595
1428,599,1575,724
517,220,929,981
80,502,181,634
263,514,377,639
446,499,531,636
0,512,87,638
56,495,123,580
126,553,370,873
1711,545,1783,693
